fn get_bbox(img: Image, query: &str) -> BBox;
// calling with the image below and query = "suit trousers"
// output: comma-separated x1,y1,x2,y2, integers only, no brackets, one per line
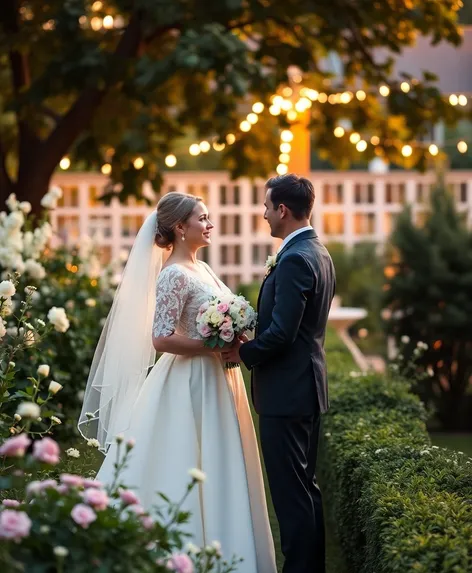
259,413,325,573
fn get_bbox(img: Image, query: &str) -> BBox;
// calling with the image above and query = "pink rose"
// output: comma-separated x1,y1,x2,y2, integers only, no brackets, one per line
83,488,109,511
32,437,60,465
220,316,232,328
119,488,140,506
216,302,229,313
26,479,57,496
60,474,84,488
57,484,69,495
141,515,154,530
199,301,209,313
0,510,32,542
2,500,20,508
128,504,144,516
167,553,194,573
0,434,31,458
71,504,97,529
199,324,212,338
83,479,103,489
220,328,234,343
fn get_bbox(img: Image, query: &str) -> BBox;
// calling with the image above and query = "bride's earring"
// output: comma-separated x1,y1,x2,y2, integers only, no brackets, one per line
181,233,185,242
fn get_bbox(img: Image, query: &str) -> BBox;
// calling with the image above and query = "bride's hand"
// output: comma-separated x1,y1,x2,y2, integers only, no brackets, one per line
238,333,249,343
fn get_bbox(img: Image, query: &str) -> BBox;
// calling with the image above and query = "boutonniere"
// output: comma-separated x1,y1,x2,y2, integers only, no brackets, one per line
264,254,278,278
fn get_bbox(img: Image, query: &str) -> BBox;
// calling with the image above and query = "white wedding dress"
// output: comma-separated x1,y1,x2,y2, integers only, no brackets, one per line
96,262,277,573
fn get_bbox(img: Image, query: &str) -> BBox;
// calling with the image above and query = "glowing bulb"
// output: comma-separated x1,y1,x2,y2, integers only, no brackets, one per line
370,135,380,145
401,145,413,158
328,94,338,105
457,140,468,153
269,105,281,116
458,94,468,106
356,90,366,101
199,141,211,153
281,99,293,111
59,157,70,170
247,113,259,124
280,142,291,153
401,82,410,93
226,133,236,145
379,85,390,97
282,87,293,97
276,163,288,175
101,163,112,175
295,97,312,112
92,1,103,10
334,127,345,138
307,89,319,101
281,130,294,142
133,157,144,169
356,140,367,152
252,102,264,114
349,132,361,144
428,144,439,156
271,95,283,106
90,17,102,31
189,144,201,156
340,92,352,104
239,120,251,132
279,153,290,164
449,94,458,106
318,93,328,103
287,110,298,121
103,15,114,29
213,142,226,151
165,154,177,167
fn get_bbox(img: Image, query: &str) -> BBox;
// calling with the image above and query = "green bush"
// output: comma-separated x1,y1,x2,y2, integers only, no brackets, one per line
319,348,472,573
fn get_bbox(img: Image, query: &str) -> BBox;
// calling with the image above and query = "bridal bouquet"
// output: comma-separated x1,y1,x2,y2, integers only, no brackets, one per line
196,294,257,368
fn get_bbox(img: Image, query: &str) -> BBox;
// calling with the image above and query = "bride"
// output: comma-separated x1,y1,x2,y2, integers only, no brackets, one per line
78,192,276,572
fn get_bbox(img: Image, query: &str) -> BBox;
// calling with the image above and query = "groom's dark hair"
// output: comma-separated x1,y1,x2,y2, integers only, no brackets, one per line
265,174,315,220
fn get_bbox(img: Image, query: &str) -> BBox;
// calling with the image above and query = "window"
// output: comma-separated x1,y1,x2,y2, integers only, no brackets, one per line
386,183,406,204
252,244,273,265
416,183,427,203
126,196,145,206
252,273,264,283
89,215,112,238
220,245,228,265
252,214,266,233
220,185,227,205
323,184,343,204
88,186,101,207
233,185,240,205
353,213,376,235
220,214,242,235
384,212,398,235
122,215,144,237
354,183,375,204
57,186,79,207
57,216,80,243
323,213,344,235
197,248,209,264
219,184,240,205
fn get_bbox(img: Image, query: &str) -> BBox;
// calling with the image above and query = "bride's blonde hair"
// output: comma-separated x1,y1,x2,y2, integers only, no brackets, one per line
154,192,202,248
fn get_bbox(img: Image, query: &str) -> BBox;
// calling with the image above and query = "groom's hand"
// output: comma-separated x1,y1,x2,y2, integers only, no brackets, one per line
222,337,243,363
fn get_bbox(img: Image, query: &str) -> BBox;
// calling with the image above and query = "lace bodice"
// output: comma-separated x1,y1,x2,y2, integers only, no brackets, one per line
152,263,232,339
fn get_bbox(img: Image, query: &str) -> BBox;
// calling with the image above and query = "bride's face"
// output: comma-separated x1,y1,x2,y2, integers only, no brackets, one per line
180,202,214,248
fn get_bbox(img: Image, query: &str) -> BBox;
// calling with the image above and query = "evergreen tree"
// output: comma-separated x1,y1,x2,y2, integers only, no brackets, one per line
384,186,472,430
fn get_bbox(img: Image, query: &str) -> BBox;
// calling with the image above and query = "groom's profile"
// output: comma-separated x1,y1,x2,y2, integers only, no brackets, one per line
223,173,336,573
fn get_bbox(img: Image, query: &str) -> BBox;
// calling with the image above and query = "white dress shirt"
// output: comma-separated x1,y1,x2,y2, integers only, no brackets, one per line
277,225,313,254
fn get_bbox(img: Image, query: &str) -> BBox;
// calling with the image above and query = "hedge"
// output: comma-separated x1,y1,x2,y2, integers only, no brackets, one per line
321,338,472,573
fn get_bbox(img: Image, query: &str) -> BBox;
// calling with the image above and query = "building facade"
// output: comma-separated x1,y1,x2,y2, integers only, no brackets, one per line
50,170,472,290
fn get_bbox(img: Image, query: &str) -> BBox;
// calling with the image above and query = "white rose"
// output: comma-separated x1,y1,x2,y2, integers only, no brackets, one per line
16,401,40,419
0,280,16,298
401,335,410,344
25,259,46,280
19,327,36,346
40,193,57,210
48,381,63,395
37,364,50,378
5,211,24,231
66,448,80,459
87,438,100,448
0,319,6,339
85,298,96,307
6,193,18,212
53,546,69,558
19,201,32,214
47,307,70,333
0,298,13,318
188,468,206,483
185,542,201,555
210,311,224,326
49,186,63,200
50,416,61,425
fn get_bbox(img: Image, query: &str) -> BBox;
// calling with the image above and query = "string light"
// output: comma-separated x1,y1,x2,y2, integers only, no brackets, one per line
449,94,459,106
282,87,293,97
318,93,328,103
279,153,290,163
281,99,293,111
103,15,114,29
199,141,211,153
252,102,264,114
133,157,144,169
239,120,251,132
280,142,291,153
59,157,70,170
286,110,298,121
189,144,201,156
356,90,366,101
457,141,468,153
379,85,390,97
334,127,345,138
276,163,288,175
401,82,410,93
92,1,102,10
458,94,468,106
402,145,413,157
247,113,259,124
226,134,236,145
213,142,226,151
165,154,177,167
280,130,294,142
428,144,439,156
349,132,361,144
101,163,111,175
356,140,368,152
90,17,102,31
370,136,380,145
269,105,281,116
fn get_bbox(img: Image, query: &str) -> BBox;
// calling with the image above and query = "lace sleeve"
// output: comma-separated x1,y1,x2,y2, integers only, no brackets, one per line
152,266,191,338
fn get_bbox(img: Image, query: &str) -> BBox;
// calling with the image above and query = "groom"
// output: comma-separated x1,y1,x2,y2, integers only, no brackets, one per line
223,173,336,573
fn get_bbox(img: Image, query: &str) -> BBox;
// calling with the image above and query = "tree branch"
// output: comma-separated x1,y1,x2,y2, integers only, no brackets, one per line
0,138,13,201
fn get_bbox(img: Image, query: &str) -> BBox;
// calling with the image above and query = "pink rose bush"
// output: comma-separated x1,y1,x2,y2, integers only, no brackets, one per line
196,294,257,368
0,435,239,573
